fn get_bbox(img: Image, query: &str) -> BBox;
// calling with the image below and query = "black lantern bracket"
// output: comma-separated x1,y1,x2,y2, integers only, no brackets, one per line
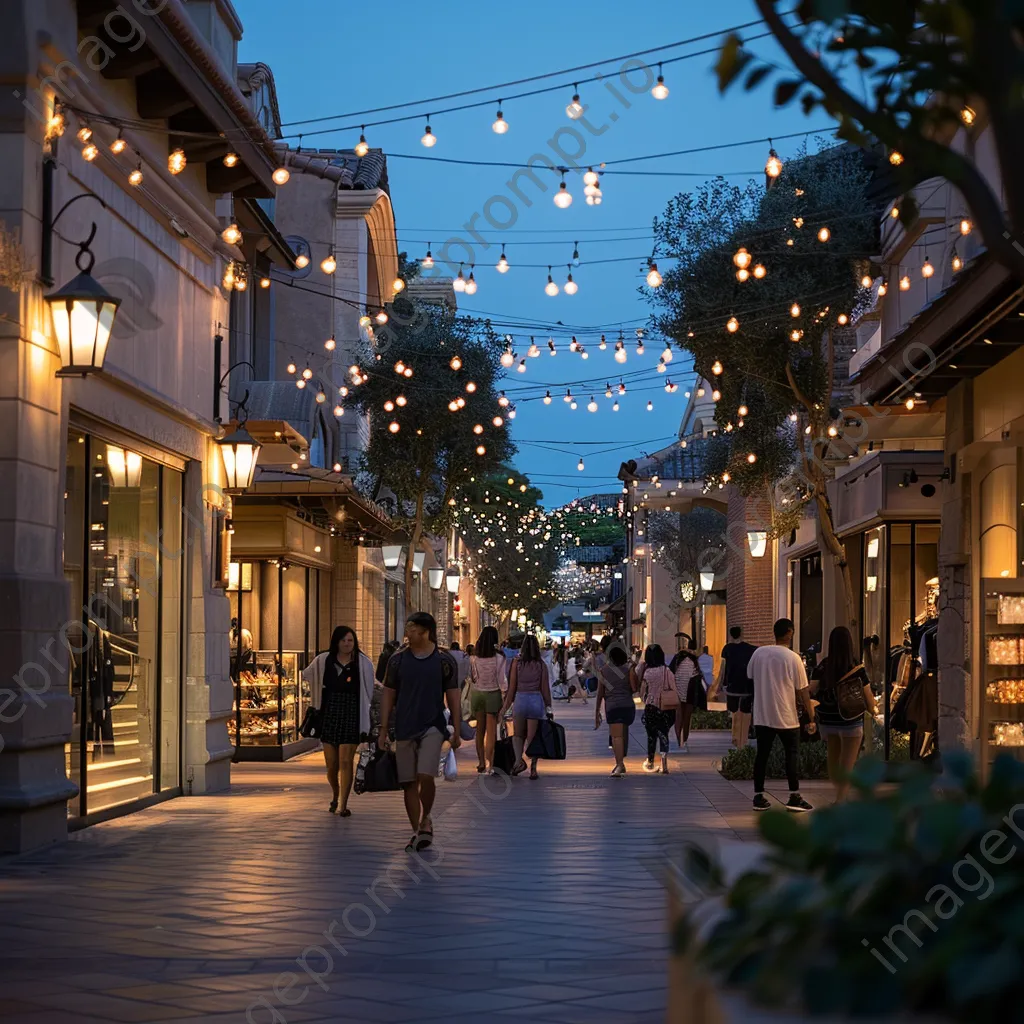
42,187,108,287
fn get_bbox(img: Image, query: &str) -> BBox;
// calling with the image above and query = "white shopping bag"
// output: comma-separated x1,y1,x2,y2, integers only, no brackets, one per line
442,747,458,781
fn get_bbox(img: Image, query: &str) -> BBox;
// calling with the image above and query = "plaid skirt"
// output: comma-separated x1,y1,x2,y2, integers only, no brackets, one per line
320,686,361,746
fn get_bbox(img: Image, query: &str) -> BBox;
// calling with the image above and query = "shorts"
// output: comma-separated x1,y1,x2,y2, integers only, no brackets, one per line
470,687,503,716
727,694,753,714
395,727,445,784
818,721,864,738
513,692,546,721
605,704,636,726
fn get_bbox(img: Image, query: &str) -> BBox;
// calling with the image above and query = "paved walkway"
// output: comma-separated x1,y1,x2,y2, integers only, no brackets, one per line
0,703,830,1024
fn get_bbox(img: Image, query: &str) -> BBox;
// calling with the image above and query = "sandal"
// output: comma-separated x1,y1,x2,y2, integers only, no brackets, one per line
476,765,487,774
415,820,433,850
339,808,352,818
328,800,338,813
511,760,528,777
529,770,539,780
405,832,421,853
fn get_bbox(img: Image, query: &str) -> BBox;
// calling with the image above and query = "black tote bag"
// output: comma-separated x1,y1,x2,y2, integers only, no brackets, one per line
526,718,567,760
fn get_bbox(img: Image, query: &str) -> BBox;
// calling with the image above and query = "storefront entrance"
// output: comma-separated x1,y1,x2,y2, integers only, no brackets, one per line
63,427,185,819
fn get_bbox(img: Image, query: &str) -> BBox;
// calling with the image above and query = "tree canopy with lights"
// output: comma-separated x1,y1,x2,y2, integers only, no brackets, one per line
647,147,881,624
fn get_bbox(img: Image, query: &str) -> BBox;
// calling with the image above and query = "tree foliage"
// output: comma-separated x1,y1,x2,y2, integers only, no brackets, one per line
718,0,1024,278
649,507,727,590
347,298,514,588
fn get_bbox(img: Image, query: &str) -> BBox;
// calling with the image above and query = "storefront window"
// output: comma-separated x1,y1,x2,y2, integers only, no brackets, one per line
980,464,1018,579
63,429,183,816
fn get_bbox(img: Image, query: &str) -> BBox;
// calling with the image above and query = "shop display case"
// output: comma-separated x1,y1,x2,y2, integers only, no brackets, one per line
983,579,1024,768
233,651,315,760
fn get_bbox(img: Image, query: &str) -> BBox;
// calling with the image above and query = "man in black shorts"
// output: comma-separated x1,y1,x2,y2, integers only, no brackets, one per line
708,626,757,747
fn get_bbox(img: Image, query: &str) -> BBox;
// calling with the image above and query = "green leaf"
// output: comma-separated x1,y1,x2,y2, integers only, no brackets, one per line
848,754,886,792
758,808,812,852
744,65,772,92
774,78,803,107
715,34,753,92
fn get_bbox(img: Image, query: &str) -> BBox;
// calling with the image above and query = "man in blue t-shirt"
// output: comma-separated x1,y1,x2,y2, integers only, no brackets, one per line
379,612,461,853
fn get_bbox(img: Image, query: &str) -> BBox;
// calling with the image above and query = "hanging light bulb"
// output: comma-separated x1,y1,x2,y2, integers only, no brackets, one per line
711,360,723,375
817,226,830,242
527,338,540,357
961,106,976,125
736,267,749,282
498,392,510,407
496,249,509,273
657,360,666,373
221,223,242,245
646,261,662,288
960,218,972,235
82,142,99,162
465,382,476,393
315,390,327,404
492,415,504,428
861,274,873,288
128,162,144,187
389,421,400,434
891,206,900,219
421,245,434,269
324,334,336,351
921,257,934,278
905,397,916,411
577,457,585,471
790,329,803,342
376,309,389,324
563,389,573,403
614,342,627,364
392,275,406,293
726,316,739,333
110,132,127,155
545,267,559,296
790,303,801,318
449,355,462,371
605,383,613,398
612,400,620,412
454,265,466,292
572,243,580,266
569,336,579,352
76,122,92,143
587,397,598,413
273,165,290,185
748,264,765,281
354,127,369,157
583,167,599,187
295,253,310,269
661,344,673,363
951,249,963,272
747,453,758,464
564,267,578,295
878,280,888,296
222,150,238,167
554,177,573,208
358,314,372,328
651,63,669,100
476,445,487,456
733,247,752,270
599,334,607,350
837,313,849,325
516,358,526,373
464,267,478,294
286,362,297,375
712,389,721,402
500,345,515,368
566,86,584,119
46,104,66,139
421,119,436,147
543,391,552,405
321,249,337,275
548,338,556,355
900,274,911,291
765,144,783,179
618,381,627,395
646,400,653,412
168,148,187,174
492,104,509,134
889,150,904,166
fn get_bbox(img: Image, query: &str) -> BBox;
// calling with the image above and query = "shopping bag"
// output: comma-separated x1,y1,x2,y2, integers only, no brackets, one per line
354,748,401,794
442,748,458,781
299,706,323,739
492,724,516,775
527,718,567,760
460,680,472,721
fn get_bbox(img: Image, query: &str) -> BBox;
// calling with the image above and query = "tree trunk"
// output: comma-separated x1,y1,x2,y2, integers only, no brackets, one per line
405,488,426,601
807,464,856,632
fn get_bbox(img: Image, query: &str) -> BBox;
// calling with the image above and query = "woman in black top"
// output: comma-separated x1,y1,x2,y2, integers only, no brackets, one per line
810,626,879,802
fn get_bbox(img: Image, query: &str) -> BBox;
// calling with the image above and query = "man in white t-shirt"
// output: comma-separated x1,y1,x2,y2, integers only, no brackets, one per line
747,617,817,813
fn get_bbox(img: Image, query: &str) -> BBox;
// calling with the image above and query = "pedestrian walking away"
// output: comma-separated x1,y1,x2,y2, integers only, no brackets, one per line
595,643,637,777
747,617,817,813
302,626,376,816
638,643,676,774
469,625,507,775
501,634,553,779
811,625,878,802
378,612,461,852
707,626,758,748
669,640,705,752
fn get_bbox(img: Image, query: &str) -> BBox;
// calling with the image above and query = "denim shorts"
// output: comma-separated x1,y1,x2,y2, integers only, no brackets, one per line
514,693,546,721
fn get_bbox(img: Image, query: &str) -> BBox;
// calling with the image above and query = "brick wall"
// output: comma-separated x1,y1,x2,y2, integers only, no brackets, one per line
724,488,776,646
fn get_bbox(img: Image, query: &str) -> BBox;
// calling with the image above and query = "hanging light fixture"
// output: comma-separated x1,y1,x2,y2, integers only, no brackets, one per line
564,266,578,295
900,274,911,291
128,162,144,187
921,257,934,278
587,397,598,413
76,122,92,143
492,103,509,134
110,132,127,155
753,263,766,279
554,176,573,208
454,265,467,292
733,247,752,270
381,544,403,569
168,148,187,175
960,218,972,235
105,444,142,488
421,244,434,268
878,280,888,296
543,391,552,404
545,267,559,296
445,566,461,594
294,253,310,269
527,338,540,357
82,142,99,162
428,566,445,590
765,142,783,181
324,334,336,351
726,316,739,333
222,150,239,167
572,242,580,266
216,417,262,491
421,118,436,147
464,266,478,294
951,248,963,272
221,223,242,245
496,248,510,273
566,86,583,119
392,275,406,293
321,248,337,275
273,165,290,185
500,343,515,368
651,63,669,100
817,226,830,242
646,261,662,288
577,457,585,471
354,127,369,157
700,570,715,591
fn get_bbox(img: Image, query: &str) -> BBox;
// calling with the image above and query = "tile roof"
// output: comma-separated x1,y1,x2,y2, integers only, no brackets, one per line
276,147,389,193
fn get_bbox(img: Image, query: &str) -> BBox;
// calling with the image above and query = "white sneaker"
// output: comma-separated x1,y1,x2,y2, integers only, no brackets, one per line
611,763,626,777
642,759,656,773
682,741,690,753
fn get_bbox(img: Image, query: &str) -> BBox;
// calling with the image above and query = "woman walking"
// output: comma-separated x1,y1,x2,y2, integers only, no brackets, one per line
594,644,637,777
501,634,553,779
669,641,706,752
811,626,878,802
469,625,507,775
302,626,375,815
639,644,677,774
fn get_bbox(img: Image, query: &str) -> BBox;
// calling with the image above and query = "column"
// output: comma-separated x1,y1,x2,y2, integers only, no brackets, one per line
724,488,775,646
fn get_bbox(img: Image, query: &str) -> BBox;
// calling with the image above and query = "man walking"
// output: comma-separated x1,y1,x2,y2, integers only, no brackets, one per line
746,617,816,813
378,612,461,852
708,626,757,748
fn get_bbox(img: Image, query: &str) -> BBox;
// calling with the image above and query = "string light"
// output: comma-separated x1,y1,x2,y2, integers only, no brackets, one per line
492,104,508,134
577,457,585,471
82,142,98,162
646,400,654,412
960,218,972,235
890,206,900,219
711,360,723,375
543,391,552,404
599,335,607,351
554,177,573,209
899,274,911,291
221,223,242,245
661,344,673,363
46,104,66,139
572,243,580,266
260,277,271,289
355,127,369,157
651,63,670,100
454,265,467,292
587,397,598,412
168,148,187,174
316,390,327,404
464,267,478,295
612,400,620,411
110,132,127,155
223,151,238,166
273,165,290,185
76,122,92,143
545,267,559,296
921,257,934,278
738,404,748,417
753,263,766,279
528,338,540,357
746,453,757,464
286,362,297,374
321,249,337,275
564,267,578,295
128,162,144,187
548,338,556,355
646,261,662,288
421,245,434,268
878,280,888,296
861,274,873,288
392,275,406,293
295,254,310,269
905,397,916,410
421,119,436,147
837,313,849,325
496,248,509,273
359,314,372,327
389,421,400,433
733,247,751,270
765,143,782,179
465,381,476,393
951,249,963,272
726,316,739,333
961,106,976,125
736,268,749,282
817,226,830,242
498,392,510,407
516,358,527,373
790,329,803,341
449,355,462,370
712,389,721,401
889,150,904,166
790,303,801,317
566,86,584,120
324,334,336,351
376,309,389,324
614,340,627,364
476,445,487,456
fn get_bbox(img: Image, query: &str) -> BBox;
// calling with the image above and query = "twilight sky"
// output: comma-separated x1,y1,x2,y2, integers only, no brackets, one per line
237,0,818,505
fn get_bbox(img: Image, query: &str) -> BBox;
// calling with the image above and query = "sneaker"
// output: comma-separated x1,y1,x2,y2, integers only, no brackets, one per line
642,759,656,773
753,794,771,812
610,763,626,777
682,741,690,754
786,794,813,813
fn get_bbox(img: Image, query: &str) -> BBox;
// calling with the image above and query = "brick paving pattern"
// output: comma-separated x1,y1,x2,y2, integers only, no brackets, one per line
0,703,830,1024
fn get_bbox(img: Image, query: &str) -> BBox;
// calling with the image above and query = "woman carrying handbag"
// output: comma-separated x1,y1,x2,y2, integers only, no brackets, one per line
810,625,878,803
639,644,676,774
302,626,376,815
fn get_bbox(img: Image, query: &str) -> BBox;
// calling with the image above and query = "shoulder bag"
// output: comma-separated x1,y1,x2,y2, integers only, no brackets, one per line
836,665,869,721
300,705,323,738
658,667,680,711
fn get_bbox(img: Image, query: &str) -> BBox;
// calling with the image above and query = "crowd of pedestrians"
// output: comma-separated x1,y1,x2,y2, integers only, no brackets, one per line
298,610,878,849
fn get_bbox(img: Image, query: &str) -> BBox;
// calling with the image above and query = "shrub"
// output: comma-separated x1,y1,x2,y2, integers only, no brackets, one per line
718,739,828,780
692,709,730,730
680,754,1024,1021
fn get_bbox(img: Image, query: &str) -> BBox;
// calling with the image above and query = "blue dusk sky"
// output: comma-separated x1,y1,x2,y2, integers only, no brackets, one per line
237,0,821,505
